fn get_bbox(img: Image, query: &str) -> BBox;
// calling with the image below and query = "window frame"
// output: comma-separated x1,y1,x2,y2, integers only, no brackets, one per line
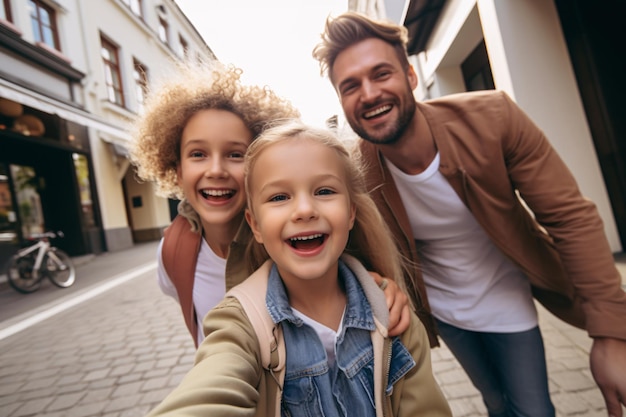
29,0,60,50
1,0,13,22
178,33,189,59
133,58,149,112
122,0,142,18
158,16,169,44
100,36,125,107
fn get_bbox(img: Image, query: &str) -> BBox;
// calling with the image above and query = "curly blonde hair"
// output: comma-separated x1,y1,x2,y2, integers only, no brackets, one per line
129,60,300,200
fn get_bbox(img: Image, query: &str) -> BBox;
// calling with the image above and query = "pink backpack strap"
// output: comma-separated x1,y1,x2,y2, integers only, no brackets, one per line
162,215,202,346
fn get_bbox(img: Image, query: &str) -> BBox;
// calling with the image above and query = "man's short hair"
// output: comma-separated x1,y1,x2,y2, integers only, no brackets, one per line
312,12,411,84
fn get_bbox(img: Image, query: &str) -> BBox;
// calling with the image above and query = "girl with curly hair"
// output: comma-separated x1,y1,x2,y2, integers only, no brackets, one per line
130,61,409,347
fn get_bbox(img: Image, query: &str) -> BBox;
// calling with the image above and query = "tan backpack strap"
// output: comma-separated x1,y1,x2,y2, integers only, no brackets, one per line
162,215,203,346
226,261,285,416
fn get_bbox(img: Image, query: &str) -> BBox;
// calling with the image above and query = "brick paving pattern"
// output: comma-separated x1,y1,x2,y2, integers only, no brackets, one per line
0,242,624,416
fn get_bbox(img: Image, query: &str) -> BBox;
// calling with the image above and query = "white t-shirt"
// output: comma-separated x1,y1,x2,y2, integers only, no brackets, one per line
385,153,537,332
293,307,345,366
157,237,227,345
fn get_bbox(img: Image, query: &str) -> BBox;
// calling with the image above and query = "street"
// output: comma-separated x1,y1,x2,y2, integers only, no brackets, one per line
0,241,623,416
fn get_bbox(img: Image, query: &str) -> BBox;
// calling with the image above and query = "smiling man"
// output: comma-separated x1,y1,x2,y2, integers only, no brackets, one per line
313,11,626,417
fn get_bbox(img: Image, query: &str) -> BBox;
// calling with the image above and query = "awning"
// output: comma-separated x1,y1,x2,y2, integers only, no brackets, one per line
0,80,131,145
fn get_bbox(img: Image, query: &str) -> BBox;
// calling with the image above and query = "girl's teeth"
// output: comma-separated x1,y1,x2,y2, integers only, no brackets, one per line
291,234,322,241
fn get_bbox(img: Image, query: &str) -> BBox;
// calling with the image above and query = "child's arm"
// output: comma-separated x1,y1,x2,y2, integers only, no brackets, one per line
369,272,411,337
146,298,262,416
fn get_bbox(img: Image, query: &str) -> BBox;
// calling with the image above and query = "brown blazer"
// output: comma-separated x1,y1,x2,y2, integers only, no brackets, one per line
359,90,626,347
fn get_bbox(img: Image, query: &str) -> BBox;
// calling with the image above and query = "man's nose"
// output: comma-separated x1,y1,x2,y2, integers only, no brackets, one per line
361,79,381,103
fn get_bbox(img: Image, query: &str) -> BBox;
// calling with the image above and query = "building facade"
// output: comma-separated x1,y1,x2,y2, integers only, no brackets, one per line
351,0,624,252
0,0,215,268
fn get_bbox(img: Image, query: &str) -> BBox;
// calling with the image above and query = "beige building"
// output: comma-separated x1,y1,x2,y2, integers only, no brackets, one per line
349,0,624,252
0,0,215,267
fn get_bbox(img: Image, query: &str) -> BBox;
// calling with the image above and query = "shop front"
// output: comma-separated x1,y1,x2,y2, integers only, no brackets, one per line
0,97,105,268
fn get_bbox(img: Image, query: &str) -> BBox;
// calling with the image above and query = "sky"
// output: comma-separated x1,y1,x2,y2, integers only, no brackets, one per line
175,0,348,128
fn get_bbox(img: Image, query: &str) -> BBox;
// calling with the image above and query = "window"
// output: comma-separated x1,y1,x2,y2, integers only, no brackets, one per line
122,0,142,18
101,37,125,106
462,40,495,92
1,0,12,22
28,0,60,50
158,17,169,44
133,59,149,112
178,34,189,59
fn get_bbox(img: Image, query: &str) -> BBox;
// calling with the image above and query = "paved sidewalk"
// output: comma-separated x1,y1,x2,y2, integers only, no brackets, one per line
0,243,624,416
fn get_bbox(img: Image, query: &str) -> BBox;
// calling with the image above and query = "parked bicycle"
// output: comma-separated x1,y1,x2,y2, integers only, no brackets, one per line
6,231,76,294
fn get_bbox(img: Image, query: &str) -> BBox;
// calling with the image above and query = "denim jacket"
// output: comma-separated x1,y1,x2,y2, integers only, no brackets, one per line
266,260,414,417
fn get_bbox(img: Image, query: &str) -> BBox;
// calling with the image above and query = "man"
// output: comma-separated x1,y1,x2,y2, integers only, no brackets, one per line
313,12,626,417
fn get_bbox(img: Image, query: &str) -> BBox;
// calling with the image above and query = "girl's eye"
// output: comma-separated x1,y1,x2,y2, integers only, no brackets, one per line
268,194,288,202
317,188,335,196
229,151,245,159
189,151,204,158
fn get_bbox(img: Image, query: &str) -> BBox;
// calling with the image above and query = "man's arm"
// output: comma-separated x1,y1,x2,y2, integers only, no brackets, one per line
369,271,411,337
501,93,626,415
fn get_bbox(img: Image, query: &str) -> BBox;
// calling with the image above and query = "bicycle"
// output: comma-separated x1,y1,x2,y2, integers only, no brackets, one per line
6,231,76,294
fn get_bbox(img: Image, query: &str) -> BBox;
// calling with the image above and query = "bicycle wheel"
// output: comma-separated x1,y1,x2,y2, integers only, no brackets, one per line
7,253,42,294
45,248,76,288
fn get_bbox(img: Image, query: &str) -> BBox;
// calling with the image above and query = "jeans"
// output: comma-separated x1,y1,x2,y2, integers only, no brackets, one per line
435,319,555,417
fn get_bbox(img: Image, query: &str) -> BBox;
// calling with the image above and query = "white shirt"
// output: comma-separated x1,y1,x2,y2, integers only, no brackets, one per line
157,237,227,345
385,153,537,332
293,307,345,366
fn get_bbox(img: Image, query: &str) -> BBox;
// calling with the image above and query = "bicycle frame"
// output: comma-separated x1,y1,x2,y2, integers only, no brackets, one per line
15,239,50,280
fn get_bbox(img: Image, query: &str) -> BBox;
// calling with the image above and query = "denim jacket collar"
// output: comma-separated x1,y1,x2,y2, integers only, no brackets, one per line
265,259,376,333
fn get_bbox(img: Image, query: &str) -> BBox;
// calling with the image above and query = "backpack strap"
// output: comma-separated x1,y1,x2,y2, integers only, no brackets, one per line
226,260,285,416
161,215,203,347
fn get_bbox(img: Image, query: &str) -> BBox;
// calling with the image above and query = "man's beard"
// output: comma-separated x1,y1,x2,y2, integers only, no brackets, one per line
349,99,416,145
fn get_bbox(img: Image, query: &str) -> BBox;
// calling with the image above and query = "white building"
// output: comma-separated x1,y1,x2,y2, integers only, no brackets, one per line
0,0,215,266
350,0,624,252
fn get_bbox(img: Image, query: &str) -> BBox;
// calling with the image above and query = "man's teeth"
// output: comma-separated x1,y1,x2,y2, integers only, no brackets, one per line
290,234,323,242
364,105,391,118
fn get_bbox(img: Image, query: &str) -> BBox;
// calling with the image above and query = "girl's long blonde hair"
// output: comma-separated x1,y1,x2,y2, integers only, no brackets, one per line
243,121,406,288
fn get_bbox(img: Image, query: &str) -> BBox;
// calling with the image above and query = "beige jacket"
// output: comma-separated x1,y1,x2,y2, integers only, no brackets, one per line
359,90,626,347
146,257,452,417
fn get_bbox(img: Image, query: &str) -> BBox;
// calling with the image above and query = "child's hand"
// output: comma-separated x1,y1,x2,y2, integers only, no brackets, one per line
369,272,411,337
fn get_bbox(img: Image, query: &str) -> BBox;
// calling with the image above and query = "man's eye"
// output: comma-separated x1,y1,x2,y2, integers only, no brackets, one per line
341,84,356,95
375,71,391,79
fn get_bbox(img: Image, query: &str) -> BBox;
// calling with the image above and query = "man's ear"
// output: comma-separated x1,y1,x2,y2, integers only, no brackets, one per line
245,208,264,244
408,65,418,90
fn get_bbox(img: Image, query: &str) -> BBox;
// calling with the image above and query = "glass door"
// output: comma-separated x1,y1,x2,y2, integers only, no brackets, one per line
0,164,18,243
10,164,45,239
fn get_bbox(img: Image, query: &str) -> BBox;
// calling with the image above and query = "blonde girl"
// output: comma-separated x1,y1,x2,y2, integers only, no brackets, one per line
146,121,451,417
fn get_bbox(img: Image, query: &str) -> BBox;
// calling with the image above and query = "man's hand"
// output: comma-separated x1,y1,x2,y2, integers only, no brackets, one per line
369,272,410,337
590,337,626,417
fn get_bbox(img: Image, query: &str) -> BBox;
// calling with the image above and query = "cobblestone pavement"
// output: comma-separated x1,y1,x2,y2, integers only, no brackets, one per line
0,242,624,417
